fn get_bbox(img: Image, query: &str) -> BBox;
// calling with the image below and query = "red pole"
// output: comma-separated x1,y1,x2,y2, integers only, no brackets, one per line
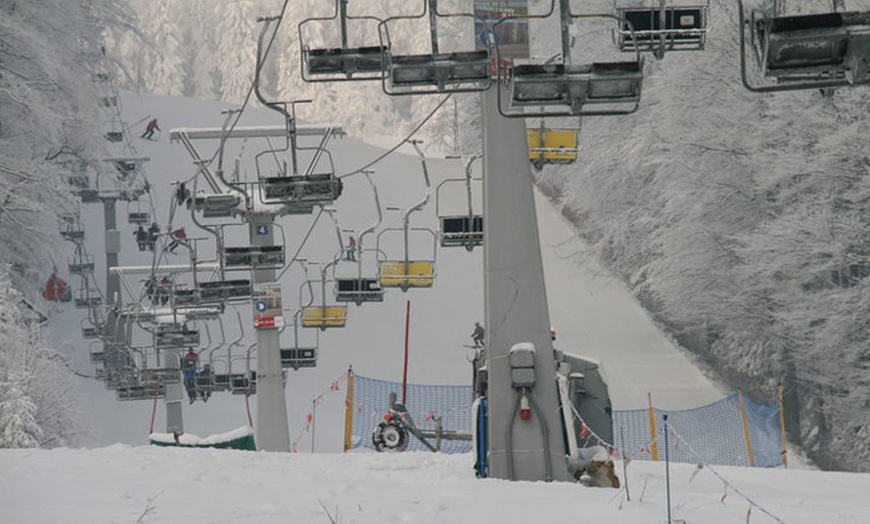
402,299,410,405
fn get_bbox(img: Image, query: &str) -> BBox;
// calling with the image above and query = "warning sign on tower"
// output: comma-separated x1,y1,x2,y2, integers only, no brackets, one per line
252,283,284,329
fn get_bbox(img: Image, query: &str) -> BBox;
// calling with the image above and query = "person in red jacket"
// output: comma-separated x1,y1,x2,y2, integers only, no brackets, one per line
141,118,160,140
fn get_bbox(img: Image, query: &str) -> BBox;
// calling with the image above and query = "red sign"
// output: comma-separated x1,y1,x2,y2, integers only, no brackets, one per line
254,316,276,329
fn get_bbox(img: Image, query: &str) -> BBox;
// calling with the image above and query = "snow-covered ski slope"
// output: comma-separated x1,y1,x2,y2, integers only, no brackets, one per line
53,90,722,450
3,444,869,523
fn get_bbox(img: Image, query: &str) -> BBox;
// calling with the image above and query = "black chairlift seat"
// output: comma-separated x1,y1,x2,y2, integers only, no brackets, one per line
439,215,483,249
223,246,286,270
105,131,124,143
103,368,138,390
262,174,343,205
68,255,96,275
305,45,386,77
213,373,233,392
116,384,165,401
754,11,870,83
197,280,252,303
140,368,181,385
82,326,100,339
187,193,242,218
128,212,150,225
617,7,708,52
280,347,318,369
74,295,103,309
334,278,385,304
68,175,89,189
60,223,85,241
510,62,644,113
154,329,200,349
387,50,490,91
230,372,257,395
172,288,199,307
114,160,139,177
76,189,100,203
90,350,105,363
195,373,215,394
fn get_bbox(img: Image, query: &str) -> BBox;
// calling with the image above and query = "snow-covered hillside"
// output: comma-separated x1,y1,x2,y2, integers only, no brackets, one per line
3,445,869,523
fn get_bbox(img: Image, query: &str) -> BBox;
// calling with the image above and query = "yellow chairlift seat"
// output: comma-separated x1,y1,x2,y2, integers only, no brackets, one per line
527,129,578,165
301,305,348,329
378,260,435,288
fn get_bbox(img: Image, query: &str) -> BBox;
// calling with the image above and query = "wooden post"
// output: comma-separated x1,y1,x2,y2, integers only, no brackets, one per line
343,368,355,452
648,392,660,461
738,388,756,467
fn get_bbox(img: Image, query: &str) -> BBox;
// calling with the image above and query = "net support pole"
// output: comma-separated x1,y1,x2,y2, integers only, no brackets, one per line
648,392,660,461
738,388,756,467
402,299,410,405
344,367,355,452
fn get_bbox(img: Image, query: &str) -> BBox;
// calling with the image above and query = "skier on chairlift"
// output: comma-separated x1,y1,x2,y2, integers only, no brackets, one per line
147,222,160,251
182,349,198,404
134,225,148,251
471,322,485,347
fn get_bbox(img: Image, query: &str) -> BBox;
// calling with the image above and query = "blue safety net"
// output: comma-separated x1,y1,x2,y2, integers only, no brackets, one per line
349,374,784,467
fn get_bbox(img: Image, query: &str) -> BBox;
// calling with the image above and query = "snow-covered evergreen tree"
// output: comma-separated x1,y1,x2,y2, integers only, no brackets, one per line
0,268,76,448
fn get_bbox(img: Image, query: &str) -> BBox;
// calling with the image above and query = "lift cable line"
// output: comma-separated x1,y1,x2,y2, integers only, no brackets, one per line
338,93,453,179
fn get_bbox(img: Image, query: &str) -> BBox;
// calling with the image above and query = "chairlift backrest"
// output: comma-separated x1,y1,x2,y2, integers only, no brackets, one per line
615,2,709,55
739,1,870,92
496,8,644,118
299,0,387,82
378,0,492,95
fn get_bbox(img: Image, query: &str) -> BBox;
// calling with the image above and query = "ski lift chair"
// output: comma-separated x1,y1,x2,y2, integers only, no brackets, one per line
435,157,483,251
334,277,384,304
74,286,103,309
68,250,95,276
76,188,100,203
187,193,242,218
333,170,387,304
105,131,124,143
140,367,181,385
614,0,709,58
300,277,349,330
378,0,491,95
60,216,85,242
116,382,165,401
197,279,252,305
738,0,870,92
376,227,437,291
299,0,387,82
213,371,233,393
222,245,286,271
81,319,100,339
90,346,106,364
527,126,579,169
496,4,644,118
230,371,257,395
261,174,343,208
127,201,150,225
281,347,318,370
154,325,201,349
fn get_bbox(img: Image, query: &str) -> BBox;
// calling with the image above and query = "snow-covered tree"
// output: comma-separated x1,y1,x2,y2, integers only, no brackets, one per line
0,268,76,448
